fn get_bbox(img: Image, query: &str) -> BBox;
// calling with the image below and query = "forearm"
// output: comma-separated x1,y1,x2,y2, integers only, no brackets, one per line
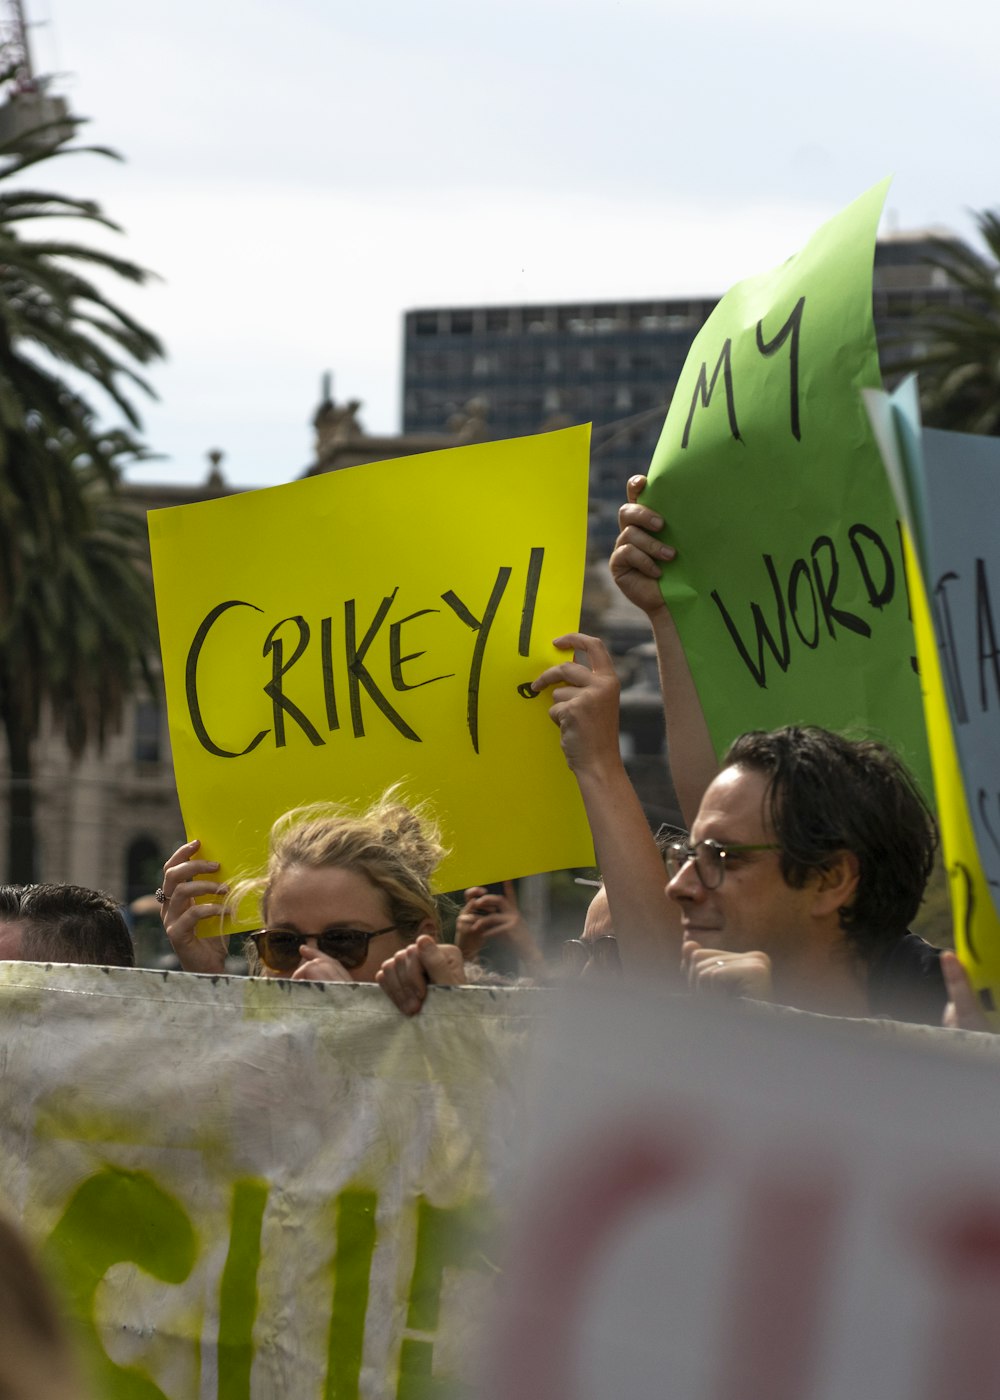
573,756,683,980
649,607,719,828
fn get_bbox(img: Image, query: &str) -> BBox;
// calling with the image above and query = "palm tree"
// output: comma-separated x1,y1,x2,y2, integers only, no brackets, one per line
0,427,158,881
0,86,163,594
0,85,164,879
891,211,1000,436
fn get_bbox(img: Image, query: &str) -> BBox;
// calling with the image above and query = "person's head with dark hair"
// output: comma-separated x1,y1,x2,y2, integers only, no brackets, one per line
666,726,941,1018
720,726,937,952
0,883,135,967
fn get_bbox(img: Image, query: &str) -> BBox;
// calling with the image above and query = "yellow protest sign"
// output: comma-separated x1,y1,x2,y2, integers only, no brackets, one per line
148,428,594,925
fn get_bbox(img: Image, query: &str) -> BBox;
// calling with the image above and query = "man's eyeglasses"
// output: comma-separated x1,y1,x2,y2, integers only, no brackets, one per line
249,925,401,974
663,839,780,890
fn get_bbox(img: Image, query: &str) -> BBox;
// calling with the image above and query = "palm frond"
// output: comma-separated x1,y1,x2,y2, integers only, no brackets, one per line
885,208,1000,435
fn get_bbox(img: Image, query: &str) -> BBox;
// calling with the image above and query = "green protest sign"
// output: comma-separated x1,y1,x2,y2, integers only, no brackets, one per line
643,180,932,797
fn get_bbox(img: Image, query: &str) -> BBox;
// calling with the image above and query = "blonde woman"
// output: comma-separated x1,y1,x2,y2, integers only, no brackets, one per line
158,793,464,1015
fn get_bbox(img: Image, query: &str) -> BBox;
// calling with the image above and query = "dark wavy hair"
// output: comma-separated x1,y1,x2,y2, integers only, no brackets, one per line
721,727,937,956
0,883,134,967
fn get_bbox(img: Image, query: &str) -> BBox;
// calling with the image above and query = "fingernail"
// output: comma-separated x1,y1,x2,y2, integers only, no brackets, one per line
658,544,675,559
650,515,664,531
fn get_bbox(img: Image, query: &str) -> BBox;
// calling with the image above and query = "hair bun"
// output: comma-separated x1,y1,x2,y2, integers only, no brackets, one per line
374,797,446,882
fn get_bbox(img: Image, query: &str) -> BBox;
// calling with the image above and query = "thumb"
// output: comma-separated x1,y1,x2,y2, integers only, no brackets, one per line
416,936,462,985
940,949,986,1030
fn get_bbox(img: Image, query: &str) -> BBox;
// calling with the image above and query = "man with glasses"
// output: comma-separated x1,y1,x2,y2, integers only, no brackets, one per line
665,727,943,1021
532,635,945,1023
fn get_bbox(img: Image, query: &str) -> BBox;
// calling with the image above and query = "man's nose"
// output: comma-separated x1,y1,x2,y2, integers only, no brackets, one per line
666,857,704,903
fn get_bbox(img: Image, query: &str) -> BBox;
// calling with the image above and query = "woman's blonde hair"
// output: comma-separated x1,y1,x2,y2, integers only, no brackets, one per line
229,789,446,969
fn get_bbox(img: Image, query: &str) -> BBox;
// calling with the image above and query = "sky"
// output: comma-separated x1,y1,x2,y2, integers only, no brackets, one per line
13,0,1000,488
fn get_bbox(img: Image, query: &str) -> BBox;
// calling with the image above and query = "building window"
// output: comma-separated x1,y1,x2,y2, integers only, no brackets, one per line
126,835,164,907
134,700,163,765
414,313,438,337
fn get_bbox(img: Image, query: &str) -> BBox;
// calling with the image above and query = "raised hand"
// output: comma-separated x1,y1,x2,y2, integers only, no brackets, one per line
158,839,229,975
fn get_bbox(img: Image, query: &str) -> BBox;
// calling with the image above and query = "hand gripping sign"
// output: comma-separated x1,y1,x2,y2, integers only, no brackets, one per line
641,179,932,798
148,427,595,927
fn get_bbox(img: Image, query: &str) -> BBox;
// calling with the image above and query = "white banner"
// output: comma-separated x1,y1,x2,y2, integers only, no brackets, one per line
486,986,1000,1400
10,966,1000,1400
0,964,535,1400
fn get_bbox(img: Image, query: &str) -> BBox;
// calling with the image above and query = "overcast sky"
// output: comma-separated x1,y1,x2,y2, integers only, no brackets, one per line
18,0,999,487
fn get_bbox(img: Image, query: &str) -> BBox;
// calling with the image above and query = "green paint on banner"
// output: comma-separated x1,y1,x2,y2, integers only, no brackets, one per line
644,179,932,798
396,1199,490,1400
217,1178,269,1400
44,1166,197,1400
324,1188,377,1400
396,1338,467,1400
405,1199,475,1333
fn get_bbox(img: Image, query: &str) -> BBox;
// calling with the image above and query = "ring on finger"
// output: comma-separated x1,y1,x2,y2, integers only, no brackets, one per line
155,887,168,904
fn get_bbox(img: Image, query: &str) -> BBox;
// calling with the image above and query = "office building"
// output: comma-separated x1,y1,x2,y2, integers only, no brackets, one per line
402,231,967,547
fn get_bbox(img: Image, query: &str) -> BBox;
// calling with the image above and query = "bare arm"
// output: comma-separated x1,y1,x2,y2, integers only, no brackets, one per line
532,633,682,979
610,475,719,827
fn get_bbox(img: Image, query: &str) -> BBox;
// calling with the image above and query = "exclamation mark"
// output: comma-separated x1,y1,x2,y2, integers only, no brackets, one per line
516,548,546,699
519,548,545,656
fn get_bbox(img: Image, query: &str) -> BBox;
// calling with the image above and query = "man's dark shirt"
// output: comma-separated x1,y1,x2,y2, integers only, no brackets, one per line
866,932,945,1026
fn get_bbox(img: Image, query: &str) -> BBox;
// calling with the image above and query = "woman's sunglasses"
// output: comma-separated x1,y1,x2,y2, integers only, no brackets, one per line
249,924,401,973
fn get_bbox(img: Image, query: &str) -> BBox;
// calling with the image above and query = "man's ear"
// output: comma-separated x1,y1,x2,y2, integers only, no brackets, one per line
811,849,860,918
